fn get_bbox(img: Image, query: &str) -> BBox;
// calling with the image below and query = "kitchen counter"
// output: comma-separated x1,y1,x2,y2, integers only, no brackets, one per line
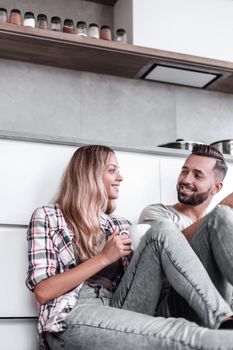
1,130,233,162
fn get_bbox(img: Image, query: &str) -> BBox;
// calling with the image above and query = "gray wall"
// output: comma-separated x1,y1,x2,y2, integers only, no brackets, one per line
1,0,233,150
0,0,113,29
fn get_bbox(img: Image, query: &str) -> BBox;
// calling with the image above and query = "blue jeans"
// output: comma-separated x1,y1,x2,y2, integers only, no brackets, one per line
45,214,233,350
159,205,233,323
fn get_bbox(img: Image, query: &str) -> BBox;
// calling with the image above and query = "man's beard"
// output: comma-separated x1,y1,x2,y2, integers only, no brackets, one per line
177,184,211,206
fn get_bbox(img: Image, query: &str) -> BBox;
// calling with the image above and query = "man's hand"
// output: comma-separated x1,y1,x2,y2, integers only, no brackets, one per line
219,192,233,208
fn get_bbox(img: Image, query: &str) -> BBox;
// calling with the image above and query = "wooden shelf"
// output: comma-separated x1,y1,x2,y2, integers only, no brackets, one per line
84,0,118,5
1,22,233,93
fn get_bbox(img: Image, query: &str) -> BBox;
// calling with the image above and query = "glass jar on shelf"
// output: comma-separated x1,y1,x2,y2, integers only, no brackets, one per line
63,19,75,34
9,9,21,26
23,12,35,28
76,21,87,37
115,28,127,43
0,8,7,23
51,16,62,31
88,23,99,39
37,14,48,30
100,25,112,41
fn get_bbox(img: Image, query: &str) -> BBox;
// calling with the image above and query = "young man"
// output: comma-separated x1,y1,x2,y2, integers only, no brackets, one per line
139,144,233,324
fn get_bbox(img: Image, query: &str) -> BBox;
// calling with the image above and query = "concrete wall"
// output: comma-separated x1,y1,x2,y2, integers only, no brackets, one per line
1,0,233,149
1,57,233,148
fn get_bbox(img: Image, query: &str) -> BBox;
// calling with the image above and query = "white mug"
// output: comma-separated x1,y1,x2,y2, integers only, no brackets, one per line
128,224,151,250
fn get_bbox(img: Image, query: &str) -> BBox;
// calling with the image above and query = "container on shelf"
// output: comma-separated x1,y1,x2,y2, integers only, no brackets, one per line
88,23,99,39
210,140,233,155
9,9,21,26
37,14,48,30
100,25,112,40
0,8,7,23
63,19,75,34
23,12,35,28
51,16,62,31
158,139,204,151
115,28,127,43
76,21,87,37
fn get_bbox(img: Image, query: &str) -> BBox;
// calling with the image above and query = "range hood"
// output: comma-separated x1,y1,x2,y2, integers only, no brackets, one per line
142,64,221,89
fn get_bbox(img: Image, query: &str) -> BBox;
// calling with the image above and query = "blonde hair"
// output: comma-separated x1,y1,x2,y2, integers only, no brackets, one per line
55,145,115,261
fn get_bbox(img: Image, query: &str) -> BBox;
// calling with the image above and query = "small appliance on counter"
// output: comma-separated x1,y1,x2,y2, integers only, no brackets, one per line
210,140,233,155
158,139,204,151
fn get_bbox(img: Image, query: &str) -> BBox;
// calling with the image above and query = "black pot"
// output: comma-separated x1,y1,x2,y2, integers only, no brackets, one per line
210,140,233,155
158,139,204,151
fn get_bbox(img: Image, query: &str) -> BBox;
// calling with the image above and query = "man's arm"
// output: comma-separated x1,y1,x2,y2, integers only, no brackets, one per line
219,192,233,208
139,204,172,225
182,190,233,241
140,203,207,241
182,218,205,241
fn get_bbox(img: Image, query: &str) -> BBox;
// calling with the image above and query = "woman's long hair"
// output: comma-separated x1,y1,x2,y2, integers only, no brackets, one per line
55,145,115,261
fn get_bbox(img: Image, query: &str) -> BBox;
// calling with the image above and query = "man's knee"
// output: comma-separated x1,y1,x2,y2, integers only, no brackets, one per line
144,220,180,242
209,205,233,224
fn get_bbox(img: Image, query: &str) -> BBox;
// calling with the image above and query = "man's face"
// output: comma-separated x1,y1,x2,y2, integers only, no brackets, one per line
176,155,220,206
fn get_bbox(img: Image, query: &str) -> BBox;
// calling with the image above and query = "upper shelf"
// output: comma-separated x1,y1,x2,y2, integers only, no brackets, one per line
84,0,118,5
1,22,233,93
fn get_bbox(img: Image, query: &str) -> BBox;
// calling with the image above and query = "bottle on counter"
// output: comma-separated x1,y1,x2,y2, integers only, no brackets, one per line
51,16,62,31
63,19,75,34
9,9,21,26
76,21,87,37
0,8,7,23
100,25,112,41
88,23,99,39
37,14,48,30
23,12,35,28
115,28,127,43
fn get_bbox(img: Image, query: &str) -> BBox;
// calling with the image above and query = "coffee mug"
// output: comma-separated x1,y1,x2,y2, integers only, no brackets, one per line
128,224,151,250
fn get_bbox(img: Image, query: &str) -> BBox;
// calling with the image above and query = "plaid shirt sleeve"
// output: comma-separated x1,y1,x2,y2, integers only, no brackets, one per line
26,207,58,291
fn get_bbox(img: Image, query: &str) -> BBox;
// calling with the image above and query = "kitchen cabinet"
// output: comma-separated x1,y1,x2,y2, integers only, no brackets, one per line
0,320,39,350
115,151,160,223
1,21,233,93
0,139,76,225
0,139,160,225
159,156,184,204
0,226,37,317
1,137,233,350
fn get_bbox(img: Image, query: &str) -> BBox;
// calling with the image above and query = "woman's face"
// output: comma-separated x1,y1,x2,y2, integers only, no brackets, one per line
102,153,123,200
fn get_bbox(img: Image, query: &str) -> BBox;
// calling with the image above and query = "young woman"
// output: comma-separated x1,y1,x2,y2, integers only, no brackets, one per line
26,145,233,350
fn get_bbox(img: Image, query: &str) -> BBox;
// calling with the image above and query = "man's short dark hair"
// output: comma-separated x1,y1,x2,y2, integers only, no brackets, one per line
192,144,228,181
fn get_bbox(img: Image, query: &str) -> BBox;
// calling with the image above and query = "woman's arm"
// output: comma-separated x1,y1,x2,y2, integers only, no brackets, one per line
34,232,131,305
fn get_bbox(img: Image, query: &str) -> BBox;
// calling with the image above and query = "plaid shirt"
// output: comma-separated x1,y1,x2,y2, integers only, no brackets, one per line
26,204,131,349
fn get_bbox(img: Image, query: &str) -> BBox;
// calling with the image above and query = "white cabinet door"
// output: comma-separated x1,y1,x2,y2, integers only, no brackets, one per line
0,227,37,317
159,156,185,204
0,140,162,226
115,151,160,224
0,319,39,350
0,139,76,225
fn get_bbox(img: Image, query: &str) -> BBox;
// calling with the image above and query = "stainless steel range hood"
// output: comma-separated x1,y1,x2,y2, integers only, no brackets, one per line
142,64,221,88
